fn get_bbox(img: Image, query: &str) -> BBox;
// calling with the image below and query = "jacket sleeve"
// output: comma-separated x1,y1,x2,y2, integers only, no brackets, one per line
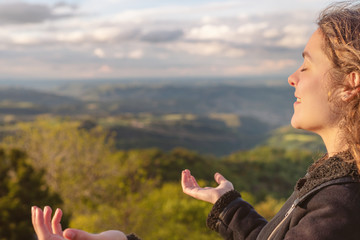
284,183,360,240
207,190,268,240
127,233,141,240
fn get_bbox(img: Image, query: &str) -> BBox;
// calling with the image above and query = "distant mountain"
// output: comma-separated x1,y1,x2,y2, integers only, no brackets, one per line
0,79,295,126
0,87,84,116
103,113,271,156
0,88,81,107
0,83,322,156
57,84,295,127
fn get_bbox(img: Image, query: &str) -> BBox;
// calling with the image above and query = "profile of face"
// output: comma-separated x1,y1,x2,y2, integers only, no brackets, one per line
288,29,338,136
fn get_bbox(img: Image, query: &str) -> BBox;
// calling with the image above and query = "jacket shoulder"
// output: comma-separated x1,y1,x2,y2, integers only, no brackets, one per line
283,182,360,240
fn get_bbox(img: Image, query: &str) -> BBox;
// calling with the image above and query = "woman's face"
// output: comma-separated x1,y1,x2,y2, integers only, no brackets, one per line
288,29,338,135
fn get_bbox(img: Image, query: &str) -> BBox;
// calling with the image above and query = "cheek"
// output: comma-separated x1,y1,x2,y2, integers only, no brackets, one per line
291,85,331,129
306,77,329,103
308,88,331,114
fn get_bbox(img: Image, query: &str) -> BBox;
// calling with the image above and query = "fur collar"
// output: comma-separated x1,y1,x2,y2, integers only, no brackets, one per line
295,151,360,198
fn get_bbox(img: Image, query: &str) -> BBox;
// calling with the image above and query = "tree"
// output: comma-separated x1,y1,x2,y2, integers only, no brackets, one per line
0,148,64,240
2,117,115,214
223,146,315,201
65,148,223,238
70,183,221,240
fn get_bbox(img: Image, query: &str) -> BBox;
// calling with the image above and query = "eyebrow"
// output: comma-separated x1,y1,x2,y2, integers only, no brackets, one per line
302,51,312,60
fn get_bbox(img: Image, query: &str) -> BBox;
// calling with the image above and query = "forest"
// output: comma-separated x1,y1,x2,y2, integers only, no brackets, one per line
0,82,325,240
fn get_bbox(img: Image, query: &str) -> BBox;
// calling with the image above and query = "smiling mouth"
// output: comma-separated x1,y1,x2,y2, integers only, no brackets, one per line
296,98,302,103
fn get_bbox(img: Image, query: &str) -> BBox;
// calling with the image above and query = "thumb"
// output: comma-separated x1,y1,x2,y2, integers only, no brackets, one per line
64,229,98,240
214,172,227,185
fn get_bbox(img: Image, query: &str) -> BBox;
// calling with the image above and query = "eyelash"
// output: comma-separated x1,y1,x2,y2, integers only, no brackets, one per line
300,68,307,72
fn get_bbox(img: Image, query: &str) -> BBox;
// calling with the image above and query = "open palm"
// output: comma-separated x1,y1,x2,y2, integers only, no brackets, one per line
32,206,66,240
181,169,234,204
32,206,127,240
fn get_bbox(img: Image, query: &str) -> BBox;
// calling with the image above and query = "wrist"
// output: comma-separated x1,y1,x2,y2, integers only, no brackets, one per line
207,190,241,231
127,233,141,240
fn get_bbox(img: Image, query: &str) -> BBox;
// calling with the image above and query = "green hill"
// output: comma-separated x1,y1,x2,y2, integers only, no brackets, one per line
263,125,325,153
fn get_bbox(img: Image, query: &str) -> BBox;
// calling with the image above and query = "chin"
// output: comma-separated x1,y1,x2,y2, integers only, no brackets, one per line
291,124,302,130
290,119,299,129
290,118,305,130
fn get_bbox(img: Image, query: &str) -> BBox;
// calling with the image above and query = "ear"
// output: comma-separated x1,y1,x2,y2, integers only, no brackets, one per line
341,72,360,102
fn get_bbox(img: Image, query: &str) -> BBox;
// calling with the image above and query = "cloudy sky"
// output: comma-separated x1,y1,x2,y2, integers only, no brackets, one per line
0,0,334,81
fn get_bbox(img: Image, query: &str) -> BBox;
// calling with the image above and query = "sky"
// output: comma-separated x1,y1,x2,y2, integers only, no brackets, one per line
0,0,335,81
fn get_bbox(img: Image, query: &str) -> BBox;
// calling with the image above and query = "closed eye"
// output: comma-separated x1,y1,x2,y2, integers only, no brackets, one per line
300,68,307,72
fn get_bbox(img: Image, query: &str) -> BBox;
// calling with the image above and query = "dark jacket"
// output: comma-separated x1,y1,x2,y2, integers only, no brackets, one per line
127,234,141,240
207,152,360,240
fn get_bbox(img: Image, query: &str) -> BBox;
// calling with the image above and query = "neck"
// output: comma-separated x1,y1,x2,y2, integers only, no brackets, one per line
318,127,346,157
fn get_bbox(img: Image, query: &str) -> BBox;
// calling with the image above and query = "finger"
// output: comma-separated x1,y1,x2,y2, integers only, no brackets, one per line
186,170,198,188
215,173,234,191
98,230,127,240
32,206,39,234
190,175,200,188
64,229,127,240
64,229,97,240
214,172,227,185
181,169,193,190
43,206,53,233
31,206,36,231
181,170,186,183
181,170,187,191
34,207,51,239
52,208,63,235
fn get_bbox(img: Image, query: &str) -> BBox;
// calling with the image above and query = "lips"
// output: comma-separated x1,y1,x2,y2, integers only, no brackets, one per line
296,97,302,103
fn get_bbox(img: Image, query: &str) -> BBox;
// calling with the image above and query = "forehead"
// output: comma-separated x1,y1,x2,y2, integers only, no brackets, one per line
303,29,327,61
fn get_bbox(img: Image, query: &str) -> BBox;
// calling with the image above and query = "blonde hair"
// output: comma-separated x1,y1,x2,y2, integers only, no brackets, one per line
317,1,360,170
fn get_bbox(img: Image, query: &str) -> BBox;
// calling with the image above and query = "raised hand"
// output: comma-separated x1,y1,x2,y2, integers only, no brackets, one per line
31,206,127,240
181,169,234,204
32,206,65,240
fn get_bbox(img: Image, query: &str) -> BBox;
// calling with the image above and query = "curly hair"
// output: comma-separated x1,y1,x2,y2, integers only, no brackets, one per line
317,1,360,170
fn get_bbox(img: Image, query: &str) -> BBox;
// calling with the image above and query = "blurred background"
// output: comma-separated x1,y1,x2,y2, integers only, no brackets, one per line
0,0,331,239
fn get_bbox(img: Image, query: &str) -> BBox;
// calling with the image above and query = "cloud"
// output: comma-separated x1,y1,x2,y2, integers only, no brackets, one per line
188,24,231,40
53,2,78,15
263,28,280,39
98,65,112,73
0,2,52,24
225,59,297,76
93,27,121,42
55,31,85,43
128,49,144,59
0,0,323,80
277,24,313,48
0,2,77,25
141,29,184,43
169,42,245,58
93,48,105,58
237,22,268,35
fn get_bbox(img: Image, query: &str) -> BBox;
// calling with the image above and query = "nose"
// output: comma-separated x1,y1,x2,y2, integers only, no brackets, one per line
288,70,298,87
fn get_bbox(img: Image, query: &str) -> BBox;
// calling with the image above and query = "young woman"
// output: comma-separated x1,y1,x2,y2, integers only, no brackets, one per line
32,2,360,240
182,2,360,239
